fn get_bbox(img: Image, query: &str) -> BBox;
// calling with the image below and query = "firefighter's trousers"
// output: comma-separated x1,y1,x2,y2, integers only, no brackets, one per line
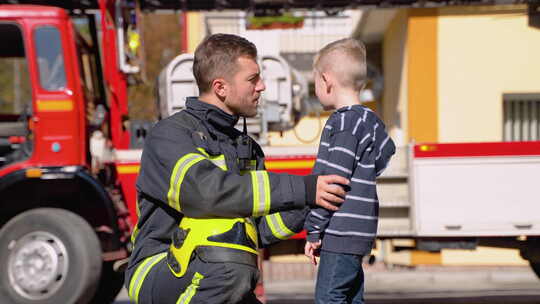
133,250,262,304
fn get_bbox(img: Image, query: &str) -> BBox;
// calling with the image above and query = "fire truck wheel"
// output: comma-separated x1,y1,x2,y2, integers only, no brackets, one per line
89,261,124,304
0,208,102,304
530,262,540,280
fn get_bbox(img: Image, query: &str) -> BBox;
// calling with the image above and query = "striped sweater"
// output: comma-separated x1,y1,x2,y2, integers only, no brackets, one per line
304,104,396,255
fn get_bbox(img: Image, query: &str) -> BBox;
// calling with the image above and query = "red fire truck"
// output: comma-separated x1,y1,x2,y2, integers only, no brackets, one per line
0,1,320,303
1,1,540,304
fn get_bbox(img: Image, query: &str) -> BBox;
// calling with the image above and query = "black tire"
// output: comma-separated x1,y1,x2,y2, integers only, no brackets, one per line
0,208,102,304
531,262,540,280
89,261,124,304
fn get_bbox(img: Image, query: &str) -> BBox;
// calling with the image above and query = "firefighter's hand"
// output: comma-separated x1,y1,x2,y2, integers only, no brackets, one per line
316,175,348,211
304,240,321,265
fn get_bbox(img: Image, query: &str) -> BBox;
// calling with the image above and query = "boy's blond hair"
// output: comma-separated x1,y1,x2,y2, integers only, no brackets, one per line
313,38,367,91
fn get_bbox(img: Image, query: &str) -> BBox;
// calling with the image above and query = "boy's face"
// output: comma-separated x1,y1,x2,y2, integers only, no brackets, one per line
313,69,333,110
223,56,266,118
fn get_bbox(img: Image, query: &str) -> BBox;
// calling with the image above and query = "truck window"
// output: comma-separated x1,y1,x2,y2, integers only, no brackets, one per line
76,36,103,105
74,16,108,128
0,22,32,166
0,23,31,118
34,26,67,91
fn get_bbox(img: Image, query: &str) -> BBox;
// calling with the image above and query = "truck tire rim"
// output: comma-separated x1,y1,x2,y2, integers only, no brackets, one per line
7,231,69,300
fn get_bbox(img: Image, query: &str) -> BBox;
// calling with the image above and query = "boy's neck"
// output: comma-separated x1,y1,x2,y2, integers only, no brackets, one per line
331,89,362,110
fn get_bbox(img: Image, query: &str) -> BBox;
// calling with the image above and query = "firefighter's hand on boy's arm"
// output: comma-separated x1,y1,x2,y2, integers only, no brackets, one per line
304,240,321,265
316,175,348,211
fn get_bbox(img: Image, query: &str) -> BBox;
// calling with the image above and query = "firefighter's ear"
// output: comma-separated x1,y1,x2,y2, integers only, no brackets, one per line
212,78,227,99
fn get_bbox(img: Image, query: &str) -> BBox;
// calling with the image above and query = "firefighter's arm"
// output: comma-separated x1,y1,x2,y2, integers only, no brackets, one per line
256,207,310,247
143,122,313,218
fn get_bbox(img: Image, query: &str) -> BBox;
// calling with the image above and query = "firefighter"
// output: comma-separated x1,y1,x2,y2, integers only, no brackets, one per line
125,33,349,304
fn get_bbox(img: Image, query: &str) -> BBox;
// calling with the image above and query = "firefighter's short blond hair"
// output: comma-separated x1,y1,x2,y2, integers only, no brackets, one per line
313,38,367,91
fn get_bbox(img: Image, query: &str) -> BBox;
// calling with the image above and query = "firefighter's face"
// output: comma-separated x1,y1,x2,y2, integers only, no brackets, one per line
224,56,266,117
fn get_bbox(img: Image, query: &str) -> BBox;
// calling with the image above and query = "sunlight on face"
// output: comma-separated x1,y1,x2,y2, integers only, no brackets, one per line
224,56,266,117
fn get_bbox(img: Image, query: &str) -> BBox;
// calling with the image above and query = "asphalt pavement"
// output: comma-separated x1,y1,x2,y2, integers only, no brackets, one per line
115,265,540,303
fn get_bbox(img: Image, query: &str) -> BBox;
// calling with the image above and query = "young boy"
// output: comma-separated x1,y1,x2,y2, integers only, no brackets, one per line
304,38,396,304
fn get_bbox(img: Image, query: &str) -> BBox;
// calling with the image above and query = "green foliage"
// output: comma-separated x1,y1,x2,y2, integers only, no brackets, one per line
127,13,183,121
248,14,304,29
0,59,31,114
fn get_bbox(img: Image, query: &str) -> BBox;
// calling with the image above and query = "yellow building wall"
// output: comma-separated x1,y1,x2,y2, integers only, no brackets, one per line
378,6,537,266
437,5,540,142
186,12,206,53
407,9,439,143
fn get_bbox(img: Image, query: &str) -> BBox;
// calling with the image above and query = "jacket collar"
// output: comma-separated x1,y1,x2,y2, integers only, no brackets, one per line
185,97,239,129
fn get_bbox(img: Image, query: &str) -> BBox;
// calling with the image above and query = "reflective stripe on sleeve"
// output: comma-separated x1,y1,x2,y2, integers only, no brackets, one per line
207,155,227,171
266,213,295,240
250,171,271,217
128,252,167,303
176,272,205,304
168,153,206,211
197,148,227,170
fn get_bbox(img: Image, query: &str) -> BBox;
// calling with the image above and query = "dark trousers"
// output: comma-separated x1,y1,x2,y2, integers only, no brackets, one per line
315,250,365,304
135,253,261,304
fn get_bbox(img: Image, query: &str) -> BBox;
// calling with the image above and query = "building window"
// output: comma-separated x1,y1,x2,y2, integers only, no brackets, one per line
503,93,540,142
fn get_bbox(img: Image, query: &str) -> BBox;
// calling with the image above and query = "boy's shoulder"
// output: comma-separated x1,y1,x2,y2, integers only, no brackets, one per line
328,105,382,133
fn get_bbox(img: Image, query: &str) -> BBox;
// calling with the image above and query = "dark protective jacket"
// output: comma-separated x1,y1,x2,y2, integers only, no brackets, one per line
126,97,313,277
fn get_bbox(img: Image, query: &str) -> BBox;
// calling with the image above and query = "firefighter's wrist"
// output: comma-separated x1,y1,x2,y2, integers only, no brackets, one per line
303,174,318,207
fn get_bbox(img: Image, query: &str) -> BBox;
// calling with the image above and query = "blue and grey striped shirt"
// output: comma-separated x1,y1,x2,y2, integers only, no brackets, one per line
304,105,396,255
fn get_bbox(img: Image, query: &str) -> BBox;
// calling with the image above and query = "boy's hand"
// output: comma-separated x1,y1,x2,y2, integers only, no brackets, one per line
304,240,321,265
316,175,349,211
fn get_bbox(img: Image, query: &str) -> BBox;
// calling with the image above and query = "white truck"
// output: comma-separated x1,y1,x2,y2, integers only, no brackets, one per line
377,141,540,277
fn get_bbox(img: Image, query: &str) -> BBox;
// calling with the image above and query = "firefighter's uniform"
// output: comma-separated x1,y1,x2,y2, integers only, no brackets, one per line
125,97,316,304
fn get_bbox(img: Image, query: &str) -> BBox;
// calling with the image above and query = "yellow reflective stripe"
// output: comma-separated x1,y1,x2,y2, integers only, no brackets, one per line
36,99,73,111
131,199,141,244
250,171,260,216
208,156,227,171
197,147,227,170
168,153,206,211
262,171,270,215
176,272,204,304
196,148,210,157
128,252,167,303
250,171,271,217
131,225,139,244
266,213,295,240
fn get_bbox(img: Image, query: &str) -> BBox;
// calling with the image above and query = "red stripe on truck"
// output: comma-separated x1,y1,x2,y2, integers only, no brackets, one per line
415,141,540,158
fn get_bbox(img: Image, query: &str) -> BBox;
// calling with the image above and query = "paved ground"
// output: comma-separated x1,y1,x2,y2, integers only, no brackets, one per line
115,264,540,303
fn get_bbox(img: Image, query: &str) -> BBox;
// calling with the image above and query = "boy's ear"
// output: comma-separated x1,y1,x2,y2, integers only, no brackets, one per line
321,72,332,93
212,78,227,100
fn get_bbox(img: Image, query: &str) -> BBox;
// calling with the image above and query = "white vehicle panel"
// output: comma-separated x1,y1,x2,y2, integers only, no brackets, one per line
413,156,540,236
